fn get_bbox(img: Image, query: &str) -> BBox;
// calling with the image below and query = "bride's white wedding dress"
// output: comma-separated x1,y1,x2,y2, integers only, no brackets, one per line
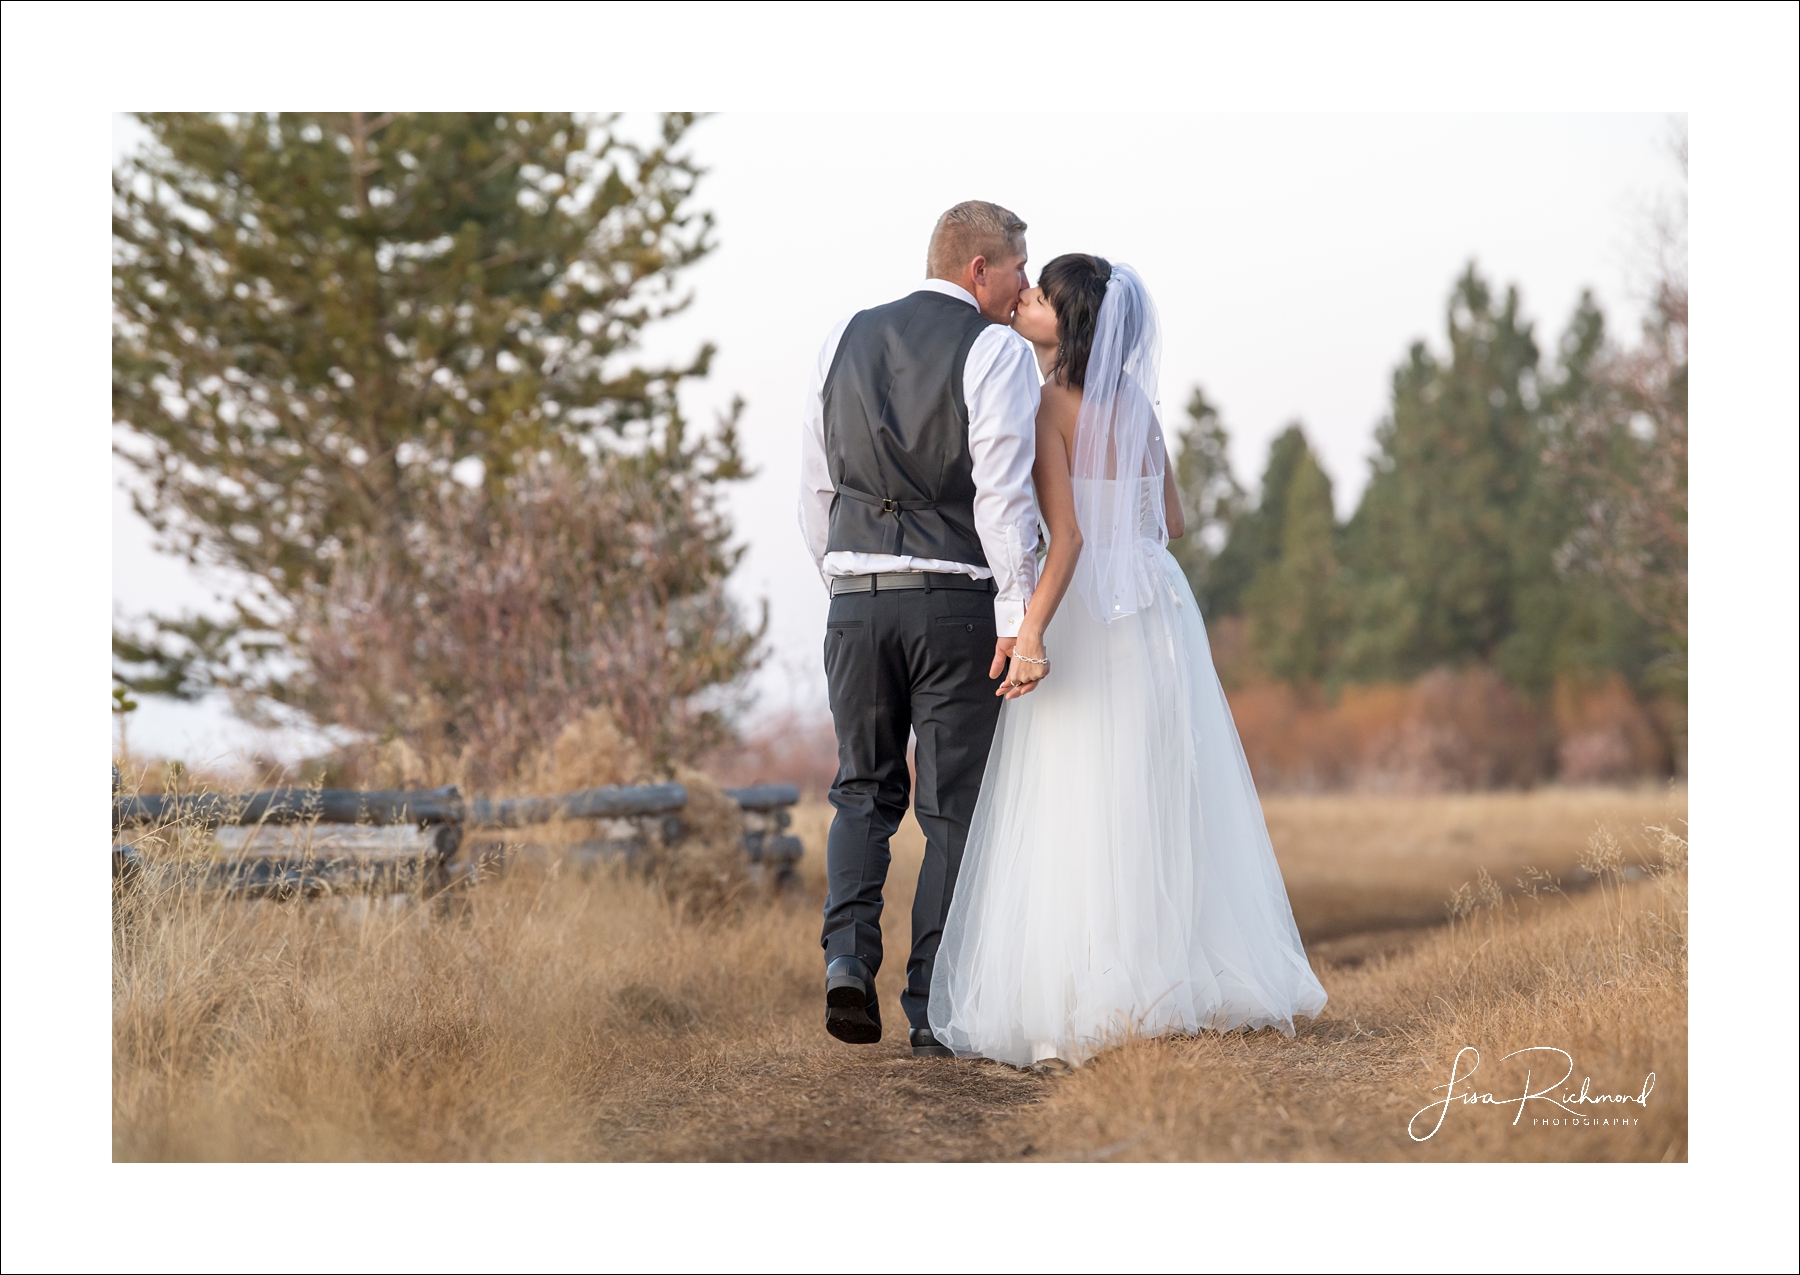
928,267,1327,1069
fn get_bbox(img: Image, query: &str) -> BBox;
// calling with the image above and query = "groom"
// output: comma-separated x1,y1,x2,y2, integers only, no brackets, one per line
798,201,1044,1057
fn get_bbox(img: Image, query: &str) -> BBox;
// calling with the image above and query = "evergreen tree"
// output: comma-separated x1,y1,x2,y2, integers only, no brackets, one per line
112,112,758,757
1167,386,1246,618
1206,423,1311,618
1544,269,1687,693
1244,435,1343,682
1534,131,1684,710
1498,293,1650,692
1337,266,1542,680
1336,264,1657,693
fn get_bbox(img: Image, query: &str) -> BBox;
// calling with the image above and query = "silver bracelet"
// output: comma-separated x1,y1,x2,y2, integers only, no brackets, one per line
1013,653,1049,666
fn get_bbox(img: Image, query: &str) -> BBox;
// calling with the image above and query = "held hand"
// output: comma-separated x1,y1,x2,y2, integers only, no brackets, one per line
996,632,1049,699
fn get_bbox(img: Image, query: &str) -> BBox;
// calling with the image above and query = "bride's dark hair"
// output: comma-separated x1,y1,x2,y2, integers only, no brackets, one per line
1039,253,1113,388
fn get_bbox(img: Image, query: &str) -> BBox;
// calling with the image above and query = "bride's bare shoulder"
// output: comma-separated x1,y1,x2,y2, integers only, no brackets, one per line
1037,375,1082,431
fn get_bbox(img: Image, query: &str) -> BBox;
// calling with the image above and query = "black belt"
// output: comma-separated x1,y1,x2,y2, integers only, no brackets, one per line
830,572,996,596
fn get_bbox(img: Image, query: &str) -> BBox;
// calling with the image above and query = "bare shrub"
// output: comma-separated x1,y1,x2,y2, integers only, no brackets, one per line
1552,672,1668,784
697,710,842,800
1377,668,1551,791
1222,665,1684,792
1228,668,1552,792
521,706,653,796
301,457,761,790
1226,681,1356,791
651,765,756,915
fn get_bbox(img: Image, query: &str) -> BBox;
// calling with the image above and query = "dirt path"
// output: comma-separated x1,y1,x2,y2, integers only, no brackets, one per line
587,814,1444,1164
619,804,1412,1165
583,921,1423,1164
613,789,1684,1163
615,1035,1048,1163
596,813,1051,1161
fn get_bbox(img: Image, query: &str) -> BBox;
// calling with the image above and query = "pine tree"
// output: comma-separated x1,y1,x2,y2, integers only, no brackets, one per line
1543,262,1687,691
112,112,758,760
1336,264,1658,694
1498,293,1650,692
1167,386,1246,618
1206,423,1311,618
1245,435,1342,682
1337,266,1542,680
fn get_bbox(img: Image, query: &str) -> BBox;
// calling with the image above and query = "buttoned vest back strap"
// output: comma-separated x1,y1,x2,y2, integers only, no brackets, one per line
821,290,993,565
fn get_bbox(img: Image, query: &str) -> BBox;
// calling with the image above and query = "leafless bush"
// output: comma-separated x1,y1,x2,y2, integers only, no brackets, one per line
300,457,761,790
697,710,842,799
1230,668,1553,792
1374,667,1553,791
1224,665,1680,793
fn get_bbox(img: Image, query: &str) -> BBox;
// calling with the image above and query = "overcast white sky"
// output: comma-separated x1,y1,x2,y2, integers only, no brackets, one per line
113,112,1683,760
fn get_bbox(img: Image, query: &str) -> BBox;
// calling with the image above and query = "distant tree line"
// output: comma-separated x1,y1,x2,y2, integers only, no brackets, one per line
1170,212,1686,768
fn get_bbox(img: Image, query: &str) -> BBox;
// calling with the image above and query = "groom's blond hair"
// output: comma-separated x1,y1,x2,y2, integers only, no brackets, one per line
927,201,1027,279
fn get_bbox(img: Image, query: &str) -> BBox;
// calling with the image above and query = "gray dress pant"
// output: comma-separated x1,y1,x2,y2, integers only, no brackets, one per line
819,576,1005,1032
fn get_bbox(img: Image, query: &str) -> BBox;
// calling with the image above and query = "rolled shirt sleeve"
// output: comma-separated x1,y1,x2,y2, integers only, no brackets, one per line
964,325,1043,636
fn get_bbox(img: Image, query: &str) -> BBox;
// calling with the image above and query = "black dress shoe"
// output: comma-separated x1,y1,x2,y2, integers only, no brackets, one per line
909,1027,954,1058
825,956,881,1044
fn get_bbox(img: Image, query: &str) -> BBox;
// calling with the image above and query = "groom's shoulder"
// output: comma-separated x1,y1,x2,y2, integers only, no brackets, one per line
824,289,977,343
970,320,1033,365
862,287,972,320
820,291,908,341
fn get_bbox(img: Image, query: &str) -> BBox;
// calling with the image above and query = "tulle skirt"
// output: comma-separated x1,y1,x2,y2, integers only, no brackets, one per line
928,548,1328,1068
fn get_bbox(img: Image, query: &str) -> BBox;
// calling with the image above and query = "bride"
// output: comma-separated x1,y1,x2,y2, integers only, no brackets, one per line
927,256,1328,1069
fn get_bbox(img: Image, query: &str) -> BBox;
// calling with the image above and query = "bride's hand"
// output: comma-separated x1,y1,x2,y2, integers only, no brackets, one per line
998,632,1049,699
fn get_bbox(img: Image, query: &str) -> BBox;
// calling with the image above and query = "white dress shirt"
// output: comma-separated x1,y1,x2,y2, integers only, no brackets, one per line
798,279,1042,636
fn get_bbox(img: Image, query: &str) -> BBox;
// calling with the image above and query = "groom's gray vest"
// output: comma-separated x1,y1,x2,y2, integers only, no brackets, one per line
822,290,993,566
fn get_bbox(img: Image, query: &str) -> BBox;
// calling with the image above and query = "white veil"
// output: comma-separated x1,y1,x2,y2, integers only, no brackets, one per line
1068,262,1167,625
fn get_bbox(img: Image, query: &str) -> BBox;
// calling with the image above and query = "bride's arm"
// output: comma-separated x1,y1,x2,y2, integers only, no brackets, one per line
1163,461,1186,539
1001,382,1082,699
1156,413,1185,540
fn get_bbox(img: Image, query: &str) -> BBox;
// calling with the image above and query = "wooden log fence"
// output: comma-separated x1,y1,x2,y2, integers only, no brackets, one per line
113,785,468,828
113,773,803,899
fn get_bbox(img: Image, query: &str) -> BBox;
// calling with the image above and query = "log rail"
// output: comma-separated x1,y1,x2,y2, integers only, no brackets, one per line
112,775,804,898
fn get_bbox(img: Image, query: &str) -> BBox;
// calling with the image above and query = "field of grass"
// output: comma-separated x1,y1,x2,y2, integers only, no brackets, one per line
113,785,1686,1161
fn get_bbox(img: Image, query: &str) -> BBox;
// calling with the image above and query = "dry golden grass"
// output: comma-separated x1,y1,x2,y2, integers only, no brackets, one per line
113,787,1685,1162
1020,831,1687,1162
1268,784,1687,946
112,800,1037,1162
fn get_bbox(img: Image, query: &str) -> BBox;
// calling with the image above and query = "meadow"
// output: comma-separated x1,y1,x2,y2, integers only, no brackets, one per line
114,785,1686,1162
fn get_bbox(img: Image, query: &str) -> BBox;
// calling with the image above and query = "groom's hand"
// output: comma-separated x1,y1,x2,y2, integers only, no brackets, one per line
989,637,1017,682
